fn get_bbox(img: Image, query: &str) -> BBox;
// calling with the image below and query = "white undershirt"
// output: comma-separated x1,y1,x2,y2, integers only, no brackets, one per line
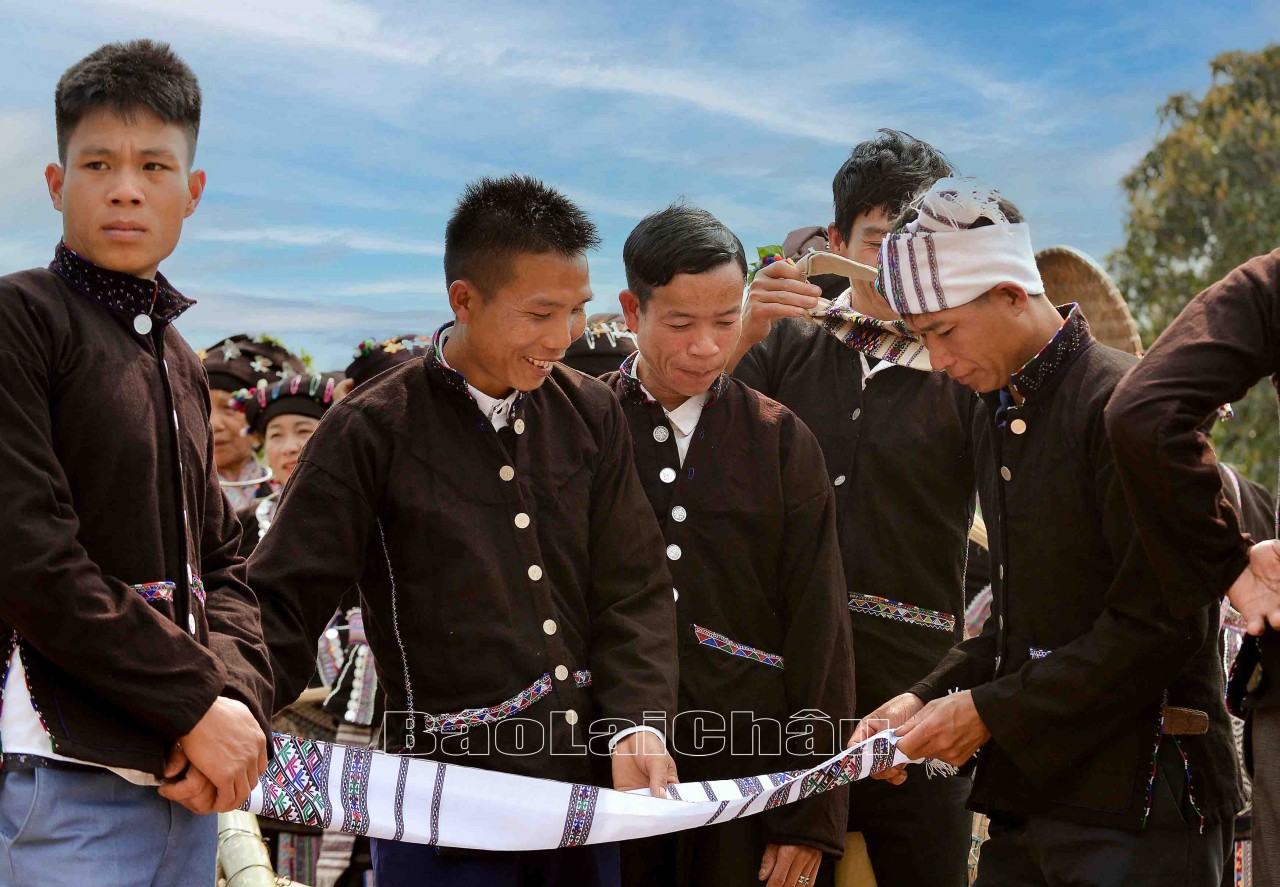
0,648,158,785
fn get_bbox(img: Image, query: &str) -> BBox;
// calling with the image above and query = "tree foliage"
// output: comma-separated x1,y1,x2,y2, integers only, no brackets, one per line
1110,44,1280,483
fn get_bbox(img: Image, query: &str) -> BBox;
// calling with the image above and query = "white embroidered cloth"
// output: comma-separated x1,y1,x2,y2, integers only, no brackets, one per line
246,729,912,850
809,289,932,371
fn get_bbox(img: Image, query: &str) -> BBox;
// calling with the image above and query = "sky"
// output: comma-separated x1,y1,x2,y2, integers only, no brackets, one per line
1,0,1276,370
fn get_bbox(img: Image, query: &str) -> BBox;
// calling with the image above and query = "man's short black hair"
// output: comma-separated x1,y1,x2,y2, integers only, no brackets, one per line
623,203,747,307
832,129,953,241
55,39,201,163
444,174,600,296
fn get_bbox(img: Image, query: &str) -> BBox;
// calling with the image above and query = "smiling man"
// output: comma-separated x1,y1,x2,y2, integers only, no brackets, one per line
855,178,1238,886
607,205,853,887
0,40,271,886
250,175,680,887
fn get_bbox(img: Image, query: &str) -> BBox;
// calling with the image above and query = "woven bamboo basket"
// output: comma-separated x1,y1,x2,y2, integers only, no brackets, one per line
1035,246,1143,357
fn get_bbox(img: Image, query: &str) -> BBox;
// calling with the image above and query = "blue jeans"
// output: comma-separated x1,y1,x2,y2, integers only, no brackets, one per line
0,768,217,886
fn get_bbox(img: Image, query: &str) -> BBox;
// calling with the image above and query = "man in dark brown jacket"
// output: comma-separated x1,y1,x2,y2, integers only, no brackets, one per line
1105,249,1280,883
0,40,270,886
250,175,679,887
608,205,854,887
859,178,1237,886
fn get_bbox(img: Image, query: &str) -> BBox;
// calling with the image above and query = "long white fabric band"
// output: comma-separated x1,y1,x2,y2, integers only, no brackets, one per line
246,729,912,851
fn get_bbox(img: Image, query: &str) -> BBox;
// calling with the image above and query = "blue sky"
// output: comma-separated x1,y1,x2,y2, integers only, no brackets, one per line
1,0,1275,370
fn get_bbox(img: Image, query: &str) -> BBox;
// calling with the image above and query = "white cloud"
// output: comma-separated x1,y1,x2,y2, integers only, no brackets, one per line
195,225,443,256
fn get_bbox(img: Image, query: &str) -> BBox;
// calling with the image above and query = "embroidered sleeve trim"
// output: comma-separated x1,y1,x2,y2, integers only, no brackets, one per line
692,625,785,670
848,593,955,633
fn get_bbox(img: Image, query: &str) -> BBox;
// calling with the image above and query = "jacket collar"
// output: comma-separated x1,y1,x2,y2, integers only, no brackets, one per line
48,241,193,325
1008,303,1091,401
427,321,529,421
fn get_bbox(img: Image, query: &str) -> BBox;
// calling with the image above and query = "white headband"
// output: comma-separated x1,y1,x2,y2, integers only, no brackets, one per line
876,177,1044,316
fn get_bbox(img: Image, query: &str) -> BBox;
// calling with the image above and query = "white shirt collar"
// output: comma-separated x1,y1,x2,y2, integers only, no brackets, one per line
438,327,519,430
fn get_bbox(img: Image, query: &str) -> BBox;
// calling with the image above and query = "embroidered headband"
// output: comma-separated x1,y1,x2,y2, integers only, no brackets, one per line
875,177,1044,316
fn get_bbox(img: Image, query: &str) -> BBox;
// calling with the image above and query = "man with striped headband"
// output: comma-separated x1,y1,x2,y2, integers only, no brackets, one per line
854,178,1238,885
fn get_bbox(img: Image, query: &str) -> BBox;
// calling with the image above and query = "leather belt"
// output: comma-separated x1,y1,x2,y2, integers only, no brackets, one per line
1,753,103,774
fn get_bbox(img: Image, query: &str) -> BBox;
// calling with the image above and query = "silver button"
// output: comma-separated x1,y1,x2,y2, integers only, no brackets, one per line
1010,418,1027,435
666,544,682,561
564,709,579,726
851,408,861,421
999,615,1005,631
671,506,687,522
1000,466,1012,481
659,468,677,484
833,475,846,486
673,588,679,602
513,418,526,435
653,426,671,443
543,619,557,635
188,613,197,634
133,314,153,335
528,565,543,581
999,564,1004,579
555,665,570,681
514,512,531,529
500,465,516,482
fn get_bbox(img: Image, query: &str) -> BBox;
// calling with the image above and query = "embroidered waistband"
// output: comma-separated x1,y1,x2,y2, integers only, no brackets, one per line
692,625,784,670
848,593,955,633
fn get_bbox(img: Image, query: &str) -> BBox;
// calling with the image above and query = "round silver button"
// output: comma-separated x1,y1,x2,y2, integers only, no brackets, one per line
514,512,531,529
666,544,682,561
1010,419,1027,435
543,619,557,636
188,613,197,634
499,465,516,482
1001,466,1012,481
564,709,579,726
673,588,679,602
653,426,671,443
554,665,570,681
659,468,677,484
833,475,846,486
528,565,543,581
133,314,153,335
671,506,687,522
851,408,862,421
513,418,526,435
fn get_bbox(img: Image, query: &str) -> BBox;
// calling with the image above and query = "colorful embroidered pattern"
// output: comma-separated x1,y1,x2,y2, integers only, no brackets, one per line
559,784,600,847
764,786,792,810
848,593,955,633
424,674,553,734
341,746,374,835
692,625,785,669
392,756,410,842
733,776,764,796
257,735,334,828
573,669,592,689
1029,647,1051,660
131,582,175,602
190,574,206,604
1010,305,1087,399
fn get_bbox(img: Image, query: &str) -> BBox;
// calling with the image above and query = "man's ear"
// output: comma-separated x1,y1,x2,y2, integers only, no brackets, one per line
992,283,1030,315
826,223,846,257
332,378,356,401
619,289,642,333
184,169,206,219
449,279,479,324
45,163,65,212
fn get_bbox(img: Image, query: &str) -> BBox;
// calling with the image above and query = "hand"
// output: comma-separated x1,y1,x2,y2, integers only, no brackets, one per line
611,730,679,798
759,843,821,886
728,260,823,371
849,692,924,785
157,744,219,814
1227,540,1280,635
177,696,268,812
895,691,990,771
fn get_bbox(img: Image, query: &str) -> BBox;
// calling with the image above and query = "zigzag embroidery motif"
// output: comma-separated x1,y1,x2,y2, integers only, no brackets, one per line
692,625,784,669
848,593,955,632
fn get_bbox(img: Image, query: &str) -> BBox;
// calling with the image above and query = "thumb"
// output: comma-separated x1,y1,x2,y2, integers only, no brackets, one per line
649,754,667,799
759,844,778,881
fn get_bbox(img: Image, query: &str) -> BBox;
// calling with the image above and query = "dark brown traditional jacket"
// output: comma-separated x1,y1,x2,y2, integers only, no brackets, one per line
912,307,1241,829
250,324,678,784
0,244,272,775
1106,250,1280,705
734,280,975,717
604,359,854,856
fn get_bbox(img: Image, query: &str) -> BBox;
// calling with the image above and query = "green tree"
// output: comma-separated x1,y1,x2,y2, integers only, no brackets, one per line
1109,44,1280,484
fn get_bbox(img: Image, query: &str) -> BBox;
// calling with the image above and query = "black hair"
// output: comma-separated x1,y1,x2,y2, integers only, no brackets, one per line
55,39,201,163
623,203,747,307
831,129,953,241
444,174,600,295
